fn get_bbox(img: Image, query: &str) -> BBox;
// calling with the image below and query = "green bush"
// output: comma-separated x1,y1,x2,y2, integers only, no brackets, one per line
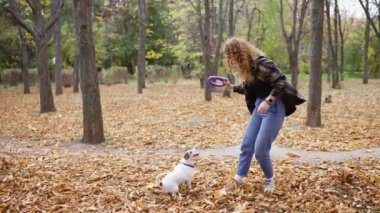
29,68,38,86
170,65,180,76
0,68,39,87
1,68,22,86
191,62,204,79
99,66,130,85
146,65,170,83
62,69,73,87
300,61,309,75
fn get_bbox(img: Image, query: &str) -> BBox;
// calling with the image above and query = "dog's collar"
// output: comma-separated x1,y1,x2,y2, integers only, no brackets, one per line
182,163,195,168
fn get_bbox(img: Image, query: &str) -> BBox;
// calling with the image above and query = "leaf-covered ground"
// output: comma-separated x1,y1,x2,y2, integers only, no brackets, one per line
0,79,379,212
1,152,379,212
0,79,379,151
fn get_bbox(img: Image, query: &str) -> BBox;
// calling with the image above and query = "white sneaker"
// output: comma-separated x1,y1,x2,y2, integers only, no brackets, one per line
264,179,275,193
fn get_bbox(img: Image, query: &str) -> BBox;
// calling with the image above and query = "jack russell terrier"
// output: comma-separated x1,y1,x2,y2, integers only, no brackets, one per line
156,148,200,193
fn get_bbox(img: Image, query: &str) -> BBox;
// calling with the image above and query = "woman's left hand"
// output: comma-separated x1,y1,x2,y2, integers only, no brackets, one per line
258,101,270,114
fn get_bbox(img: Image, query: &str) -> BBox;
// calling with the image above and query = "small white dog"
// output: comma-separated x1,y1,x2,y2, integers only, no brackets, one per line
156,148,200,193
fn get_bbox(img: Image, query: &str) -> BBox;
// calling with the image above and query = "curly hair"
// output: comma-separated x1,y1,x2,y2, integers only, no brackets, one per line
222,38,264,82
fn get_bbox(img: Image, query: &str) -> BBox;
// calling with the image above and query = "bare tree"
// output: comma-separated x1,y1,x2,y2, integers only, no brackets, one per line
7,0,64,112
306,0,324,127
74,0,105,144
279,0,309,89
137,0,146,94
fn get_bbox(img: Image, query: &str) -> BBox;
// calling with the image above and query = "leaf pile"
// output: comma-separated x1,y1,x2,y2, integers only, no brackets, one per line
1,153,379,212
0,79,379,151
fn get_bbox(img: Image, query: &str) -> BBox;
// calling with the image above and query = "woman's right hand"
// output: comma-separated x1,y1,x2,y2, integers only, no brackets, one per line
223,81,234,90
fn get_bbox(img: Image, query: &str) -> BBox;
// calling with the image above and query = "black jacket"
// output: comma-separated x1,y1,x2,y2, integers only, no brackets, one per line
233,56,306,116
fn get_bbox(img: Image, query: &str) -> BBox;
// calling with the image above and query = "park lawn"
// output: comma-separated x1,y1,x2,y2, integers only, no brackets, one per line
0,78,379,151
0,153,379,212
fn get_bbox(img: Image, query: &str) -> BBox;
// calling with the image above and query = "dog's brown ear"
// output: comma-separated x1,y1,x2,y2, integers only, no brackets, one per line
183,152,190,160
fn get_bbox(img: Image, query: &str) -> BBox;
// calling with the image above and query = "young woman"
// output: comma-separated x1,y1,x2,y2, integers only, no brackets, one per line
222,38,306,193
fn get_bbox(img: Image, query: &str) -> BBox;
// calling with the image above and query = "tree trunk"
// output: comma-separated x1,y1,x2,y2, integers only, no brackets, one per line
18,28,30,94
142,0,148,89
224,0,234,97
327,45,331,82
306,0,324,127
75,0,104,144
279,0,308,89
339,32,344,81
73,1,80,93
289,49,299,88
232,0,245,34
245,5,259,43
137,0,146,94
195,0,205,89
212,0,225,76
200,75,204,88
228,0,234,36
337,6,344,81
325,0,339,88
54,19,63,95
52,0,63,95
377,4,380,78
34,0,58,113
331,0,339,88
245,6,254,42
73,48,80,92
363,0,370,84
73,3,80,93
36,36,56,113
204,0,213,101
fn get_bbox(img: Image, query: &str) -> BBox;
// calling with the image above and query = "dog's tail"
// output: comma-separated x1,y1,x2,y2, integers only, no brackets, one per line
156,173,165,187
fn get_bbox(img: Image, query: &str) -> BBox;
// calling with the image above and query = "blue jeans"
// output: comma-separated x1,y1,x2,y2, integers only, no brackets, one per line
237,98,285,179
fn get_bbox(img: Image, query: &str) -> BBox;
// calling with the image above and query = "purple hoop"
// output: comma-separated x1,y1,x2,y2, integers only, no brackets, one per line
207,76,228,87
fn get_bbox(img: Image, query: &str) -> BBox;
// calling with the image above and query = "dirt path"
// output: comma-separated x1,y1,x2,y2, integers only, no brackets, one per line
1,136,379,164
159,144,380,164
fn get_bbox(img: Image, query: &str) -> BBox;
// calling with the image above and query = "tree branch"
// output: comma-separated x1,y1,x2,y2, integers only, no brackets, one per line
279,0,289,40
370,0,379,7
6,1,35,37
326,0,336,56
233,0,245,31
26,0,37,14
296,0,308,42
44,0,64,35
291,0,298,40
358,0,380,38
186,0,198,11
